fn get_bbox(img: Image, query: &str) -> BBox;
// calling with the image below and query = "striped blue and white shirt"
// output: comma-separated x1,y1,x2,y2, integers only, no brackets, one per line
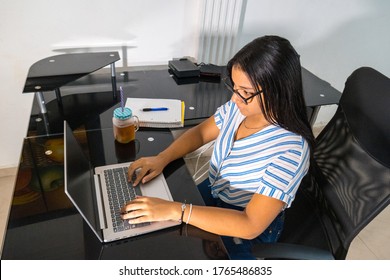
209,101,310,209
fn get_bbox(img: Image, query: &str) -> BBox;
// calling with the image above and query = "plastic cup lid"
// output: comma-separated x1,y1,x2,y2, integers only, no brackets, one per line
113,107,132,119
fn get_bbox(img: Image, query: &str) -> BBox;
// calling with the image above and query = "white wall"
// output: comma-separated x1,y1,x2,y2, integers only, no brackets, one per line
1,0,389,168
239,0,390,124
0,0,201,168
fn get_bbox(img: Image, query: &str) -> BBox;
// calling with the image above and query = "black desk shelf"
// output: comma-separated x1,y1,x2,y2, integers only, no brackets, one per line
23,52,120,114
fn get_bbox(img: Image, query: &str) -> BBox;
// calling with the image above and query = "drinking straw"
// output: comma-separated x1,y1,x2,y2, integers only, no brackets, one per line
120,86,124,112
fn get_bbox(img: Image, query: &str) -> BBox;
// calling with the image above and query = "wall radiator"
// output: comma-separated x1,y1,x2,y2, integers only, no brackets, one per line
198,0,246,65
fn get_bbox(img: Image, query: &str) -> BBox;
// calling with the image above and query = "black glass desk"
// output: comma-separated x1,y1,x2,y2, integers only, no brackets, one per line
23,52,121,114
3,57,341,259
2,128,227,259
26,66,340,137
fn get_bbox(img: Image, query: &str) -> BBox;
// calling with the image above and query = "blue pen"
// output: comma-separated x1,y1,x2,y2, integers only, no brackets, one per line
142,107,169,111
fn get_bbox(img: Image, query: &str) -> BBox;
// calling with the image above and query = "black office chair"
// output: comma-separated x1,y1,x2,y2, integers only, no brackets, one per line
252,67,390,260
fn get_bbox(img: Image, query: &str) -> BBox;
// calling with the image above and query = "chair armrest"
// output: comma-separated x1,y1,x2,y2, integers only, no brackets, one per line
252,243,335,260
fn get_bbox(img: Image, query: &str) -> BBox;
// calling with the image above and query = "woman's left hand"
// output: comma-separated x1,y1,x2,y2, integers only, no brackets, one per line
120,196,180,224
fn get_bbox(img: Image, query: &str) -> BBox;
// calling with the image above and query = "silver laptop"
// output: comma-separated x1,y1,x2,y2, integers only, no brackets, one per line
64,121,180,243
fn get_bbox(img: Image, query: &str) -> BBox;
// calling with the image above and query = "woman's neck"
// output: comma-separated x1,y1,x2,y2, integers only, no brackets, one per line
235,116,270,140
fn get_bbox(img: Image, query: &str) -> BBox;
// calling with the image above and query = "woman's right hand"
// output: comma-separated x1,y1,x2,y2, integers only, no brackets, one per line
128,154,169,186
127,116,219,186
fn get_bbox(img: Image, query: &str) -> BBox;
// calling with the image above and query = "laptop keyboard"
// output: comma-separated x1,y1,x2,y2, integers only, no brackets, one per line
104,167,150,232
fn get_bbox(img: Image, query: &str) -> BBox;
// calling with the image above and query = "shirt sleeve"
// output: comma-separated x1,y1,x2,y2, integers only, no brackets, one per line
256,144,310,208
214,101,232,130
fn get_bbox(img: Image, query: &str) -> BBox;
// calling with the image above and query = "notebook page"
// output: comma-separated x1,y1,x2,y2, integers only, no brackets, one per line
125,98,184,128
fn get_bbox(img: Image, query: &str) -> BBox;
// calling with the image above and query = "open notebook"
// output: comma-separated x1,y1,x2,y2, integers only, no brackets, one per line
125,98,185,128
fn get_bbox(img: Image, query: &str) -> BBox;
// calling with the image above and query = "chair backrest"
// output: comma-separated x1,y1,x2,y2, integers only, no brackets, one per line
279,67,390,259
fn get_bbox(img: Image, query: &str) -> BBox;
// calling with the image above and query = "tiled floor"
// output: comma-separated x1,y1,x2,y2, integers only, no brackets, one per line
1,127,389,259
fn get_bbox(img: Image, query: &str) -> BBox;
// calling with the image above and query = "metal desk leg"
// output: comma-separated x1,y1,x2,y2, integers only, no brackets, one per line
111,62,117,99
35,91,47,114
55,88,63,108
34,92,50,135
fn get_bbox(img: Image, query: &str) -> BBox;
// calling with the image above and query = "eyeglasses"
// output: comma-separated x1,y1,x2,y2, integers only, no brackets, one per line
222,77,263,105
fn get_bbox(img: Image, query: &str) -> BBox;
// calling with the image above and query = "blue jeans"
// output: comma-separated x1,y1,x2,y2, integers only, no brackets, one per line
197,178,285,260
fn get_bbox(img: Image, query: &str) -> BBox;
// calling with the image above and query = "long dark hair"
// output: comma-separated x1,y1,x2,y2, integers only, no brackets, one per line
227,35,315,150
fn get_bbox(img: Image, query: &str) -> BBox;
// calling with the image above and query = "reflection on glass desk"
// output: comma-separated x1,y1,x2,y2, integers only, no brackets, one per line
9,135,71,221
2,128,228,259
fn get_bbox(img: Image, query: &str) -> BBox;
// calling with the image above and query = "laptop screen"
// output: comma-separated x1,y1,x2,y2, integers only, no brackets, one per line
64,121,103,241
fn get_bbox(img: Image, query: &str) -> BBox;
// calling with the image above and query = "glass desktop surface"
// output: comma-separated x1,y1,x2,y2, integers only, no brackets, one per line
26,67,340,137
2,128,227,260
23,52,120,92
27,68,232,137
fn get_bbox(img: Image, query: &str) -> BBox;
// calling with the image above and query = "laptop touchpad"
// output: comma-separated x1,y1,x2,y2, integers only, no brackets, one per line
139,174,172,200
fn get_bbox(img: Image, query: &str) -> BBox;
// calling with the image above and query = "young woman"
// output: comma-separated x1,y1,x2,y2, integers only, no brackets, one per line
121,35,315,259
